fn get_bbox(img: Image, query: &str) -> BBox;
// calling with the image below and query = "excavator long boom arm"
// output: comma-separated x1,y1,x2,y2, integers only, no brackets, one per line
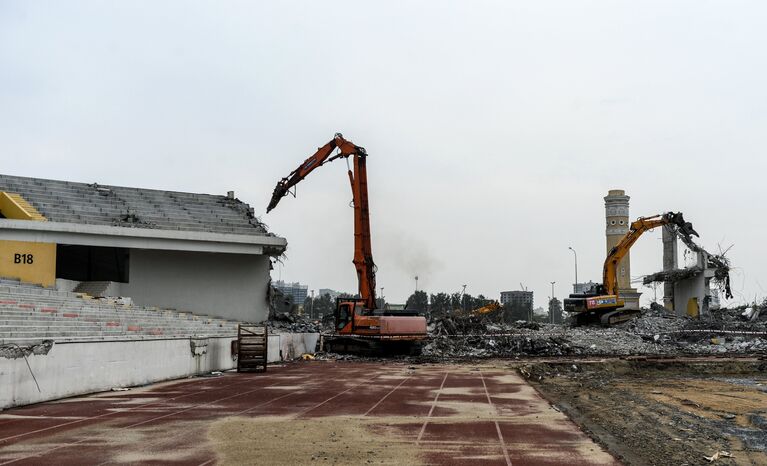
602,212,698,296
266,133,377,310
267,134,365,213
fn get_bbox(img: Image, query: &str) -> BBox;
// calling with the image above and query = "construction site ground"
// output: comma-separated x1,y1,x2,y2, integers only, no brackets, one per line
524,357,767,466
2,358,765,465
0,361,618,466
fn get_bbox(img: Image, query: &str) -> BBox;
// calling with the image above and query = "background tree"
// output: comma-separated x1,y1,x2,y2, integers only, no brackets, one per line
429,292,450,317
310,293,334,318
405,290,428,314
548,297,564,324
376,296,387,309
449,292,463,311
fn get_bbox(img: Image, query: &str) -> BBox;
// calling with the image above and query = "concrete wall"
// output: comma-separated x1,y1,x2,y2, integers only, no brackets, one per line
670,252,715,318
1,333,319,409
121,249,271,322
674,277,706,318
269,333,319,361
0,337,236,409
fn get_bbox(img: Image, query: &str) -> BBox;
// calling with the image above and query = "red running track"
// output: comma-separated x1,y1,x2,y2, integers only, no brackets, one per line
0,362,619,465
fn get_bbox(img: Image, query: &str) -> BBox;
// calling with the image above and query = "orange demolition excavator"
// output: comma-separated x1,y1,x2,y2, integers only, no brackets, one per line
267,133,428,354
564,212,698,326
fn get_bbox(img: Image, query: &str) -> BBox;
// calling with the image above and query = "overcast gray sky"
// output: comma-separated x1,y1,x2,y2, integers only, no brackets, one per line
2,1,765,307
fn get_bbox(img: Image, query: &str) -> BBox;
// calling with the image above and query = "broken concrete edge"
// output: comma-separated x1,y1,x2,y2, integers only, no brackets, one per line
643,266,703,285
0,340,54,359
669,224,733,296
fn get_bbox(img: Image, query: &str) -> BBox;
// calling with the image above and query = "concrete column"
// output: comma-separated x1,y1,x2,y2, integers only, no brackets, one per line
662,225,678,311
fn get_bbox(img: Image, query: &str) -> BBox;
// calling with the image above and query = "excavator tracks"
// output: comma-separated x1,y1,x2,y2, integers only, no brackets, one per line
323,335,423,356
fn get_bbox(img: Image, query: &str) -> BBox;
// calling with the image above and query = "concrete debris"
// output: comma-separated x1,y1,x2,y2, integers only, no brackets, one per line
269,299,767,360
643,267,702,284
0,340,54,359
742,304,763,322
704,450,732,462
422,307,767,359
267,312,322,333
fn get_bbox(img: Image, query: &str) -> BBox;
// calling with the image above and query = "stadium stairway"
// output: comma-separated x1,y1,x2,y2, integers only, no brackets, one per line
0,279,238,345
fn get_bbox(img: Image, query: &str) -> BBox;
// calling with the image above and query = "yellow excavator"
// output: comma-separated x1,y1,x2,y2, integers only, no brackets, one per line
564,212,698,326
469,302,502,316
452,301,502,318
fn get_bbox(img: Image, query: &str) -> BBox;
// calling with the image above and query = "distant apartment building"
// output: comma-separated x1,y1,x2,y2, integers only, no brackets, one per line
500,290,534,309
273,280,308,303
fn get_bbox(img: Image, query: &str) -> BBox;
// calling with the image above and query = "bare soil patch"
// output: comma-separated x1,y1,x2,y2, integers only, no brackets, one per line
208,415,424,465
524,358,767,466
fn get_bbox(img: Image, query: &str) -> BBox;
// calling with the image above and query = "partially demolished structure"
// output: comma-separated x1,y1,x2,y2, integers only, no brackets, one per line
643,223,732,318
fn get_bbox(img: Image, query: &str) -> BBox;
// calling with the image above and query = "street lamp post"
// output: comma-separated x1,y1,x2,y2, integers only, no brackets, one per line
550,281,556,323
568,247,578,292
309,289,315,318
414,276,419,292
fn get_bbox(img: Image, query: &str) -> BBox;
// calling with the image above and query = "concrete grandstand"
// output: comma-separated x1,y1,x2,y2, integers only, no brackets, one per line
0,174,306,409
0,174,286,321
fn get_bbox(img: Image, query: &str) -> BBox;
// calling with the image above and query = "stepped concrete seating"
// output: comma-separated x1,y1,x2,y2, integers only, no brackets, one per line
0,174,267,236
72,281,112,298
0,280,238,345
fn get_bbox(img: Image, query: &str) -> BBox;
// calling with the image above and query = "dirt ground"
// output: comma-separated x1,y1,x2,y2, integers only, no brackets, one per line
208,415,425,465
523,358,767,466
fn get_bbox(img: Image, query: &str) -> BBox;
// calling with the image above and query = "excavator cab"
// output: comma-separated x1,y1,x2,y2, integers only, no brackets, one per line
334,298,367,333
336,301,353,331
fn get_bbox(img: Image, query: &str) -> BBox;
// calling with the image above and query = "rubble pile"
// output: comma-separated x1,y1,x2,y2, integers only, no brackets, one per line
422,307,767,359
267,312,322,333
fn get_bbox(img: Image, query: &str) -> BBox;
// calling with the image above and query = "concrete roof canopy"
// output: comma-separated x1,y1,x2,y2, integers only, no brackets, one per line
0,174,268,236
0,174,286,255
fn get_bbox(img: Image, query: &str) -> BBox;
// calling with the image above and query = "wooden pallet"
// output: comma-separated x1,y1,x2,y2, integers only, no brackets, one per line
237,324,268,372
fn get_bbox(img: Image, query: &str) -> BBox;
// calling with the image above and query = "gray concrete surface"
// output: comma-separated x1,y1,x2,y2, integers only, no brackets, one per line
121,249,271,322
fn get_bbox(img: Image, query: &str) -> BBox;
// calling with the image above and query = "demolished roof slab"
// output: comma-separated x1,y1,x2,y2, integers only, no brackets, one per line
0,173,270,237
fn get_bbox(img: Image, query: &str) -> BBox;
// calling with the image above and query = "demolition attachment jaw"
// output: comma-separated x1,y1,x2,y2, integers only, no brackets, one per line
666,212,699,239
266,179,291,213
